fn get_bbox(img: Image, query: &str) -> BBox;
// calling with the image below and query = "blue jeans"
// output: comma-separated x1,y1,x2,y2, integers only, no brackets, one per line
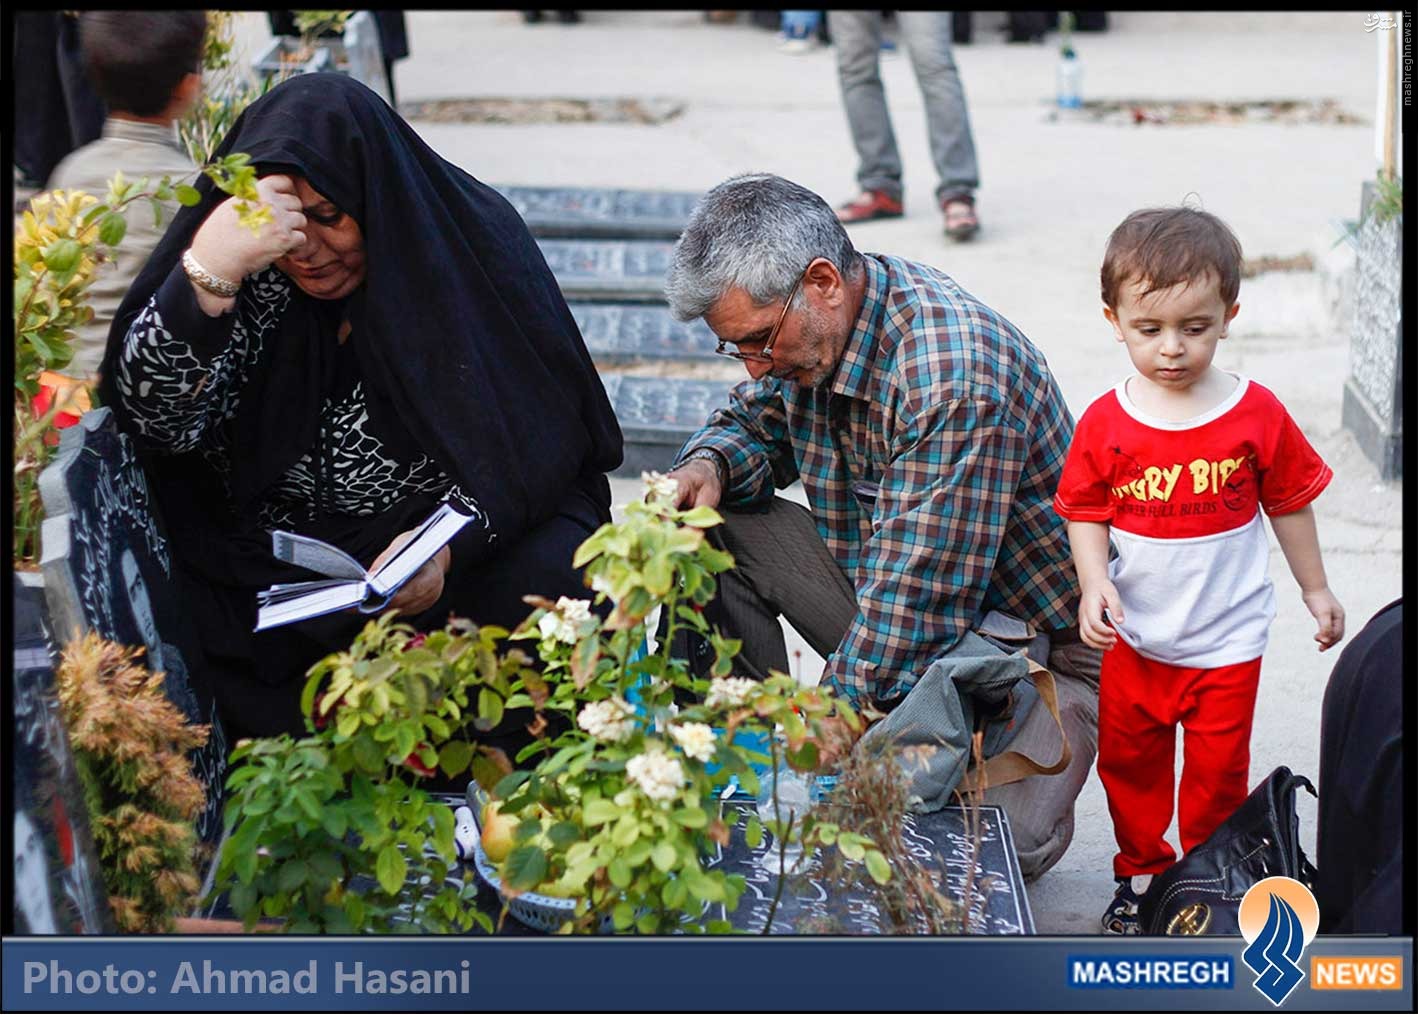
779,10,821,39
831,10,980,204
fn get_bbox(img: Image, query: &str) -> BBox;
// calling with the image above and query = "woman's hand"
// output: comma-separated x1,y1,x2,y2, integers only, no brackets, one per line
369,531,451,617
1078,580,1125,651
188,174,310,289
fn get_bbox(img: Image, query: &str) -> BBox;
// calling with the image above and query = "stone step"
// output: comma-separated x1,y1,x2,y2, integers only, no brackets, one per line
571,302,718,363
494,184,699,240
538,238,674,301
600,374,737,477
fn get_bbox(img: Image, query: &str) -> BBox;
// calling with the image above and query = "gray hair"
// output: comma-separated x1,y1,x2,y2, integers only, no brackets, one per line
664,173,862,321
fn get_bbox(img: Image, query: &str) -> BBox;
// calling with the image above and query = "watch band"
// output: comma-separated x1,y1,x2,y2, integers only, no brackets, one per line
679,447,728,489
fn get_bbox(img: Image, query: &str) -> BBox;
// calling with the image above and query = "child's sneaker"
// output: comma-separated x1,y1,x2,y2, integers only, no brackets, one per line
1101,877,1142,934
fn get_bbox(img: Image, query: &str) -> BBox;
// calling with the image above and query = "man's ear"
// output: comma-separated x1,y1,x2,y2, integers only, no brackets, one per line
168,71,203,120
1104,305,1125,343
1220,301,1240,339
805,256,842,305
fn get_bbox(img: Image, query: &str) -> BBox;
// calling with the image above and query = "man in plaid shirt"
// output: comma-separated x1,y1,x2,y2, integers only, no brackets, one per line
664,174,1100,877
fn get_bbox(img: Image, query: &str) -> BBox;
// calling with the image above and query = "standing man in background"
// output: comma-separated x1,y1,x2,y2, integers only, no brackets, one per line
830,11,982,241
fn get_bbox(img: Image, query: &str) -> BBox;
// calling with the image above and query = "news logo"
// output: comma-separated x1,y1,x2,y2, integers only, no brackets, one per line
1239,876,1319,1005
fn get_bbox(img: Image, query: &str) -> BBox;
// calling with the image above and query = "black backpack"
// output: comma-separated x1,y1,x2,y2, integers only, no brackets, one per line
1138,766,1318,935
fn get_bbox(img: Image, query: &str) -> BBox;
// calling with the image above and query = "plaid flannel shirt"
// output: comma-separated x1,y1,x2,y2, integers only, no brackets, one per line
679,254,1079,706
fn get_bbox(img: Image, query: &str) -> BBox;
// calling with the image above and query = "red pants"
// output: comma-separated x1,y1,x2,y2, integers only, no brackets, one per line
1098,637,1262,878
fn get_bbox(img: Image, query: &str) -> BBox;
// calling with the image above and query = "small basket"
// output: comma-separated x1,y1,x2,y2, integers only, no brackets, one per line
465,785,578,933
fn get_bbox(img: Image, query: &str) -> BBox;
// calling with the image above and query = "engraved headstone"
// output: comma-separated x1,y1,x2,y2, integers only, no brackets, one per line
572,303,718,362
705,802,1033,934
1342,181,1403,479
37,408,228,846
601,374,738,476
11,575,115,935
538,239,675,301
496,185,700,240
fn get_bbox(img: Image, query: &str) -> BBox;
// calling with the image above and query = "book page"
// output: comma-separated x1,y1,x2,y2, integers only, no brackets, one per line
367,503,473,596
270,529,369,581
255,580,367,631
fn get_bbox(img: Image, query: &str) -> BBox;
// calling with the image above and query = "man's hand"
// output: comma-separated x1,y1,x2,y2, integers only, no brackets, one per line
667,457,723,510
1078,580,1125,651
369,530,450,617
1302,586,1345,651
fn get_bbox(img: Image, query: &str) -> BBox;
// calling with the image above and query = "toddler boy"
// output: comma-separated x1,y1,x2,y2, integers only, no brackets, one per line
1053,207,1345,933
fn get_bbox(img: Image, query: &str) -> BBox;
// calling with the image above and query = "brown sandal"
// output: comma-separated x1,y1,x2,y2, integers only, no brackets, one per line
943,198,980,241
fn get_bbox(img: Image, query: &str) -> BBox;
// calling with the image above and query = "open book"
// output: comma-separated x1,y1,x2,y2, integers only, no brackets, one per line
254,503,473,631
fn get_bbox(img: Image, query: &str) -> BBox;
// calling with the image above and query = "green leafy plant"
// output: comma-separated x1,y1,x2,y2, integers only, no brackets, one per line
180,11,271,166
477,474,885,933
293,9,352,41
215,474,888,934
56,634,211,932
12,156,270,567
211,618,502,933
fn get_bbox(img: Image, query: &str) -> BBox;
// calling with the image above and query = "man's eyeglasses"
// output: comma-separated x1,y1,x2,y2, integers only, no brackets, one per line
714,269,807,363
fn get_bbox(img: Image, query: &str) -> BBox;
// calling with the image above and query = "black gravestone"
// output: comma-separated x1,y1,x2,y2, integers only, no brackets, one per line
706,802,1034,934
601,374,739,476
11,575,115,935
571,303,718,363
495,185,699,240
37,408,228,846
537,239,675,301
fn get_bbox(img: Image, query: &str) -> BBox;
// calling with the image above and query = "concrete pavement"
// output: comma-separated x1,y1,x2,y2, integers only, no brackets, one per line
231,11,1403,933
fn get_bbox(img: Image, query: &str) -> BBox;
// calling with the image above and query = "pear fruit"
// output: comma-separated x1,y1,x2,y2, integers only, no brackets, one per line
479,800,518,864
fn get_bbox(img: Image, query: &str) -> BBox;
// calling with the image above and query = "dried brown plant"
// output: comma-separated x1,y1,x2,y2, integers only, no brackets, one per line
813,736,986,934
56,634,210,932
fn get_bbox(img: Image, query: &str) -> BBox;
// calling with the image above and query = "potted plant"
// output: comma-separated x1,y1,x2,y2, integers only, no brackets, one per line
462,474,888,933
251,11,343,80
214,474,890,933
250,11,392,104
208,615,505,933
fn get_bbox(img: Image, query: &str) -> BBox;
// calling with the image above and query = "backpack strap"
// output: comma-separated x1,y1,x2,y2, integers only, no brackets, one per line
958,658,1070,793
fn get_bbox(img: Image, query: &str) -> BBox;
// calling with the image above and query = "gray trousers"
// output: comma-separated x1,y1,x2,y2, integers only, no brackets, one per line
694,497,1099,880
831,10,980,205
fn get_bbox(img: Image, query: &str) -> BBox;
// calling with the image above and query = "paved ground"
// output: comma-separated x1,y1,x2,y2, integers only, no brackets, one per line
231,11,1403,934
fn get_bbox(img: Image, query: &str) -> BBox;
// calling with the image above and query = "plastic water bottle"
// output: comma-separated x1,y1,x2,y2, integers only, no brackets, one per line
756,761,815,875
1056,48,1083,109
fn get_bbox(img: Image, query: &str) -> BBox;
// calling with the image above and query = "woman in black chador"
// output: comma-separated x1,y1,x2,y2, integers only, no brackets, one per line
99,74,623,745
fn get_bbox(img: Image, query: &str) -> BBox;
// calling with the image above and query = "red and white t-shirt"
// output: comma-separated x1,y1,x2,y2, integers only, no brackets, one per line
1054,375,1332,667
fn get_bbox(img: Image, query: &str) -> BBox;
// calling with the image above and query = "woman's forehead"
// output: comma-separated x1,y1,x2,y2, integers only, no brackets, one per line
291,177,337,207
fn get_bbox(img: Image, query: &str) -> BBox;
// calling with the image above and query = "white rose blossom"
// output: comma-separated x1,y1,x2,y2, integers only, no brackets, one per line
669,722,717,763
642,470,681,504
626,748,685,803
577,696,636,742
538,596,594,644
706,676,759,709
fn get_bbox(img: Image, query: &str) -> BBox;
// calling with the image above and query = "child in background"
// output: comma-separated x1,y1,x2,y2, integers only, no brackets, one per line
1053,206,1345,934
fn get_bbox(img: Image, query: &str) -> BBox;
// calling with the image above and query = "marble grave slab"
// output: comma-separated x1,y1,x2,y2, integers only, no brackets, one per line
572,303,718,362
706,802,1034,935
38,408,229,846
601,374,736,476
538,239,675,301
495,185,699,240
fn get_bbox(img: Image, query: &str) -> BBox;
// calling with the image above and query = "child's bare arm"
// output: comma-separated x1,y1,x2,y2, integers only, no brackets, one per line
1270,504,1345,650
1068,520,1123,650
